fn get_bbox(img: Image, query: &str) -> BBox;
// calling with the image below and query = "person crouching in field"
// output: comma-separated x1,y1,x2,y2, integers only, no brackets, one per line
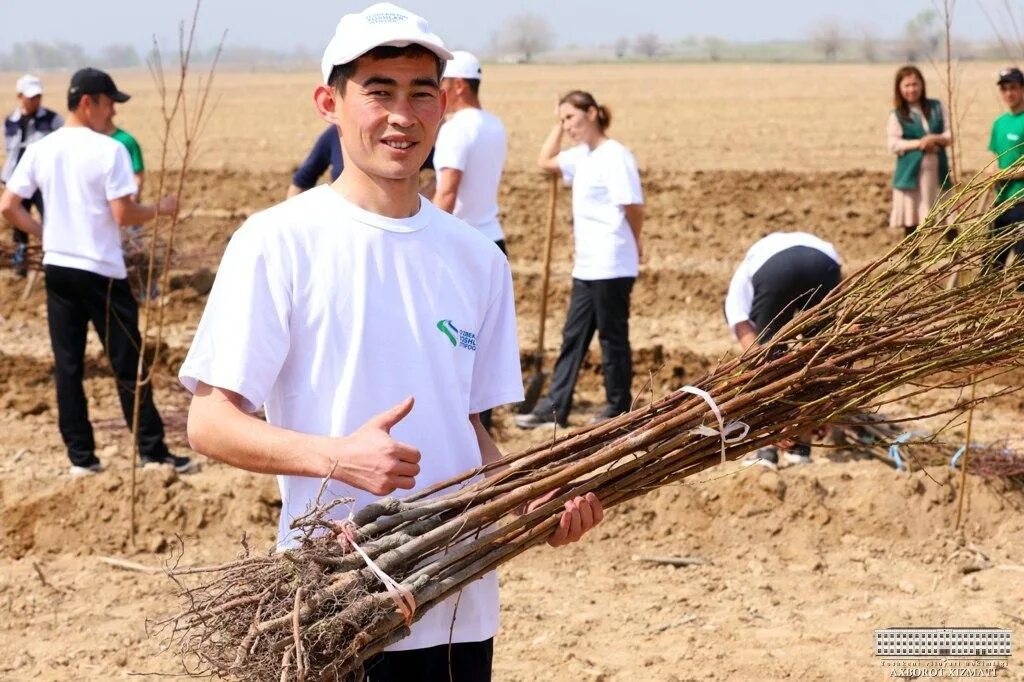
887,65,952,238
724,231,841,468
516,90,644,430
179,4,602,680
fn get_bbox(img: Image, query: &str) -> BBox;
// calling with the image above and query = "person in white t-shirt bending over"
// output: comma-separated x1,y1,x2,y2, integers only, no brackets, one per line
0,68,192,477
517,90,644,429
178,5,602,680
432,49,508,433
724,231,841,468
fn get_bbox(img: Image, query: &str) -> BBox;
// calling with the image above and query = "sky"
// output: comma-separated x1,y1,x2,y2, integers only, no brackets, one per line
0,1,1008,55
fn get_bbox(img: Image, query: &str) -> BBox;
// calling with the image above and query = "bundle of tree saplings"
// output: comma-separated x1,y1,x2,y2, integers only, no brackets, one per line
160,173,1024,680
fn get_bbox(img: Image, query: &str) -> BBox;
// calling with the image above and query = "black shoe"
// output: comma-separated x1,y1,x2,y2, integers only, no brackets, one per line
588,405,626,425
140,453,196,473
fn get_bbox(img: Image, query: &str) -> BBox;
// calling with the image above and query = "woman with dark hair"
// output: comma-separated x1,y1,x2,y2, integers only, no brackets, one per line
516,90,644,429
887,65,952,237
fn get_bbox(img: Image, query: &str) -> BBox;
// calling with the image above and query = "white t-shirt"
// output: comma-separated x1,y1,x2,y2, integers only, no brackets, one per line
557,139,643,280
6,126,137,279
724,231,841,333
178,186,524,651
433,107,507,242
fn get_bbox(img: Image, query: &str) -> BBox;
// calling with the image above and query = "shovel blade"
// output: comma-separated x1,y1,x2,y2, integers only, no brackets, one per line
518,371,547,415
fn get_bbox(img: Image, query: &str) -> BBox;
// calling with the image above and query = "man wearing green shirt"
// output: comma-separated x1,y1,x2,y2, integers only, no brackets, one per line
106,124,149,292
107,126,144,200
988,66,1024,269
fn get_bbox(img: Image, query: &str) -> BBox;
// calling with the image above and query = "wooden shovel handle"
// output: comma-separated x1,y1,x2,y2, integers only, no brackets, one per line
536,174,558,356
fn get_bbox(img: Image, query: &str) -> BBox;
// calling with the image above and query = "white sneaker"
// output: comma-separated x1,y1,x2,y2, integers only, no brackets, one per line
741,446,779,470
783,445,812,465
69,463,104,477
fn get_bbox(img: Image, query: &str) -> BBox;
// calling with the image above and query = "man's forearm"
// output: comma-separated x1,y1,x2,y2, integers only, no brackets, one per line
187,383,423,497
471,414,505,477
0,193,41,238
432,189,457,213
187,385,332,479
120,202,159,225
625,205,644,248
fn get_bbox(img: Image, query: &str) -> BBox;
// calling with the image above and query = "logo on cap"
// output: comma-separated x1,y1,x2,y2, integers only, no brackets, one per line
366,10,407,24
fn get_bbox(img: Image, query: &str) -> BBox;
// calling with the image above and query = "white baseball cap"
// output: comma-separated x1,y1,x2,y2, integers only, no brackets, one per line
443,51,482,80
320,3,453,84
16,74,43,98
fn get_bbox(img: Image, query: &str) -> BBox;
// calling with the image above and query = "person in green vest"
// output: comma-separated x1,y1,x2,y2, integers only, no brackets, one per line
988,66,1024,271
887,65,952,238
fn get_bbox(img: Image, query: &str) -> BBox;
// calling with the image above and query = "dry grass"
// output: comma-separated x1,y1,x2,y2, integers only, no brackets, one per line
1,61,1009,174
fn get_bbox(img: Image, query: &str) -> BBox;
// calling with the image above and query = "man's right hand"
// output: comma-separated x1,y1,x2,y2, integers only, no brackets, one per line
333,396,421,495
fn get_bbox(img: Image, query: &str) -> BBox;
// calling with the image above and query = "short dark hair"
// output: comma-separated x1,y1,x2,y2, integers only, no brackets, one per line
462,78,480,96
328,44,445,93
67,91,97,111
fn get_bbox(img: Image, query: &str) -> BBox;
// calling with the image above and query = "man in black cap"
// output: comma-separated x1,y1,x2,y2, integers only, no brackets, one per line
0,67,193,477
988,66,1024,269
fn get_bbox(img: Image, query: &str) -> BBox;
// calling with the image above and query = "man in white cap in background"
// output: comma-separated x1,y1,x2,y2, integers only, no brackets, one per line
179,4,602,680
2,74,63,277
431,49,509,433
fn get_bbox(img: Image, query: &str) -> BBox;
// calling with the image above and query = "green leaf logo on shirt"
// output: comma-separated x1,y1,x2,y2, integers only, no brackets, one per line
437,319,459,346
436,319,477,351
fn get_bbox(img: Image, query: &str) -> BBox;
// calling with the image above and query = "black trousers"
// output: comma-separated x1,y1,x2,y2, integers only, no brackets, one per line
11,190,43,245
44,264,170,467
749,246,841,342
536,276,634,424
363,638,493,682
989,202,1024,272
477,239,507,433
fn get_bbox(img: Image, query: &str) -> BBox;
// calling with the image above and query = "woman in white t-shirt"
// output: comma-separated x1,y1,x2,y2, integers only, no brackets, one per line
516,90,644,429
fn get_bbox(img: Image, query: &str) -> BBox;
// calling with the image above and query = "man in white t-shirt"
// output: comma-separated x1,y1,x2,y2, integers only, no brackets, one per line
431,49,508,433
178,5,602,680
3,74,64,277
432,50,507,250
724,231,841,468
0,67,191,477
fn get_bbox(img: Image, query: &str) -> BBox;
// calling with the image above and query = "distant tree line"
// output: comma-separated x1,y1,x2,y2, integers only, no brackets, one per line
4,11,1014,72
809,10,952,63
0,42,141,70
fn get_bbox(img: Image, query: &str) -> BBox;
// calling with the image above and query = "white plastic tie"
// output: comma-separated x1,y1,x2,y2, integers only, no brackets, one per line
332,516,416,625
678,385,749,463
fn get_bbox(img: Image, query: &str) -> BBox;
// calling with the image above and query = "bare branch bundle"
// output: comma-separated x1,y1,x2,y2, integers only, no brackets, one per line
160,170,1024,680
965,445,1024,481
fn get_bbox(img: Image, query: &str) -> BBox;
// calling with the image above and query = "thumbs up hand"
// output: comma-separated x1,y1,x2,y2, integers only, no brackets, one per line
332,396,422,495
